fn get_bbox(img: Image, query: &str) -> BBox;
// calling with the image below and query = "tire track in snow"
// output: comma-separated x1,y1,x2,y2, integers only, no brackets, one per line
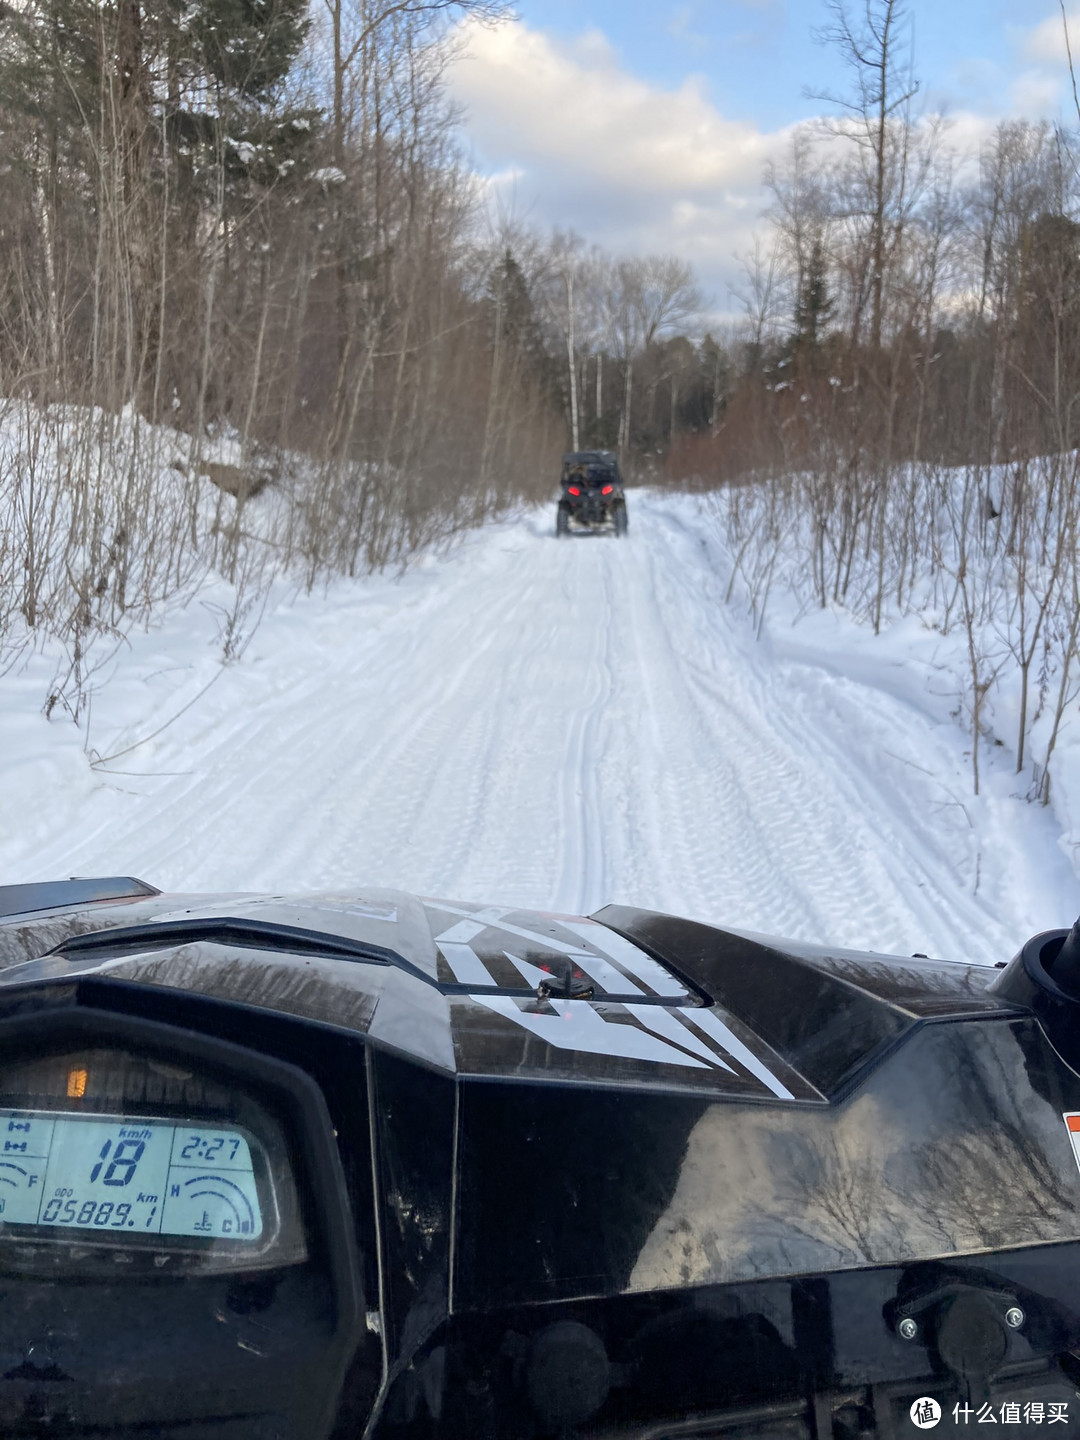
624,496,1068,958
641,530,806,931
553,546,617,914
630,501,961,947
57,542,543,891
7,496,1077,963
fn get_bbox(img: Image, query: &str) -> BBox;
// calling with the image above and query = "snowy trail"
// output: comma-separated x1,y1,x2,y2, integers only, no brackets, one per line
4,492,1078,963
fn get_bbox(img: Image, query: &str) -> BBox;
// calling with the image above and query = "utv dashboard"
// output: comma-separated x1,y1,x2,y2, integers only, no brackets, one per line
0,880,1078,1438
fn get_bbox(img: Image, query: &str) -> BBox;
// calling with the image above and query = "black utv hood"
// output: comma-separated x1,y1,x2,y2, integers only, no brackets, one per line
0,880,1012,1099
2,879,1080,1438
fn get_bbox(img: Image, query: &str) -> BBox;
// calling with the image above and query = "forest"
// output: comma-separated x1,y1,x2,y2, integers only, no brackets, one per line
3,0,1080,800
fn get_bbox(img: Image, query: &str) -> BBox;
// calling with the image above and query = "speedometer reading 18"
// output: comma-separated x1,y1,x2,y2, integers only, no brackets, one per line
0,1111,263,1240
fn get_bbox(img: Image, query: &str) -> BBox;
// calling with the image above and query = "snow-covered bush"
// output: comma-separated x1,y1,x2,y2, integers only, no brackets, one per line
708,454,1080,806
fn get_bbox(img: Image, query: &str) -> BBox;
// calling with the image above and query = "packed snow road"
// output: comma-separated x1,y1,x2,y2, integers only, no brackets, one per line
4,493,1077,963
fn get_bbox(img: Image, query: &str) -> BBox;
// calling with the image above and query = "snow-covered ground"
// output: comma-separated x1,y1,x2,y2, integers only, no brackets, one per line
4,492,1078,964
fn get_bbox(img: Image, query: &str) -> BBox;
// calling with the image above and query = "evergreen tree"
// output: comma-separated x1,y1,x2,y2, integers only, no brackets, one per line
792,238,833,354
167,0,315,195
0,0,317,408
489,249,560,400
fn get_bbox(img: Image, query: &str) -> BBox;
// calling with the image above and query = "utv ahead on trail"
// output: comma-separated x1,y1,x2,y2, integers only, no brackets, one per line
556,451,628,537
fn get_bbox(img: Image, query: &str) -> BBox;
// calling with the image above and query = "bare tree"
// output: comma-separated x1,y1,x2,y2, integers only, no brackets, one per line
813,0,919,350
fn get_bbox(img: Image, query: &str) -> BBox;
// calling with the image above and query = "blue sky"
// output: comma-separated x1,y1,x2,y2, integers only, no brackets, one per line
445,0,1080,310
506,0,1054,125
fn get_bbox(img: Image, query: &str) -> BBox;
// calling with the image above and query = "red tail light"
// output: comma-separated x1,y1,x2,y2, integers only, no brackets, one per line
568,485,581,496
602,484,614,495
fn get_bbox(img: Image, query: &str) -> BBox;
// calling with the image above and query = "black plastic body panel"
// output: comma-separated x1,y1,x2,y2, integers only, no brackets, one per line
593,904,1021,1099
0,877,159,918
451,1015,1080,1308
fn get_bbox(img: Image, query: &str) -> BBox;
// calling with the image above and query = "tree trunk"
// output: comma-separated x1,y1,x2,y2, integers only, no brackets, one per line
621,356,633,461
565,269,579,450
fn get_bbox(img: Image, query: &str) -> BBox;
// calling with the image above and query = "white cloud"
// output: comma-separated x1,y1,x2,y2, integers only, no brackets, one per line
446,17,789,302
445,19,1006,314
666,4,712,52
1006,5,1080,118
1023,6,1080,65
450,19,772,193
1009,69,1065,115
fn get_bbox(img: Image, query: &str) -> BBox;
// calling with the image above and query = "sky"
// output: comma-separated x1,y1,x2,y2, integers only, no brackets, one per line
444,0,1080,313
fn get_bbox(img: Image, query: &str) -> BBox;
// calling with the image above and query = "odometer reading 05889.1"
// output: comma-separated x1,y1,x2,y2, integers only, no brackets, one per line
0,1111,264,1241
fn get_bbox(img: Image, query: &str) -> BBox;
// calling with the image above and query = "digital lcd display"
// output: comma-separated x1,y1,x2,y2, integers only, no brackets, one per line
0,1110,263,1241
